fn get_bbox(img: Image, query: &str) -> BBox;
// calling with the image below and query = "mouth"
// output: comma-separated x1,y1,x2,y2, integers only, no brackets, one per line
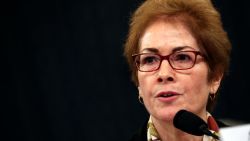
156,91,181,98
159,93,176,98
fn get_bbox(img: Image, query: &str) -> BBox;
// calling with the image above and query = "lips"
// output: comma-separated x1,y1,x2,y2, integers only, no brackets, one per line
156,91,181,102
156,91,181,98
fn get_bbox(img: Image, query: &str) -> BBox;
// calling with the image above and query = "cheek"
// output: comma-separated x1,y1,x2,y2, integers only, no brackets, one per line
189,63,210,86
189,73,208,88
138,73,147,90
185,67,210,100
138,72,154,95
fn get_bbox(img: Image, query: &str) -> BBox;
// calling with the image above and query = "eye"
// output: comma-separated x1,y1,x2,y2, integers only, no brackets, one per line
172,52,193,62
140,54,160,65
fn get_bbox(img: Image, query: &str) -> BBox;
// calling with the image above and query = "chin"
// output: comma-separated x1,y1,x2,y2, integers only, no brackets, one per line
154,108,181,122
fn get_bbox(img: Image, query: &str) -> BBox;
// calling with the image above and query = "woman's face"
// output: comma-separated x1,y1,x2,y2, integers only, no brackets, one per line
138,18,221,122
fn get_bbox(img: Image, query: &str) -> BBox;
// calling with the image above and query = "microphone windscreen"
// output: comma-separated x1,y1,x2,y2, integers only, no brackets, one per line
173,109,208,136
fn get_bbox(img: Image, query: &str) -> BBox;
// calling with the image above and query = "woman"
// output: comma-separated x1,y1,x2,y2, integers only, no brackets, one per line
124,0,231,141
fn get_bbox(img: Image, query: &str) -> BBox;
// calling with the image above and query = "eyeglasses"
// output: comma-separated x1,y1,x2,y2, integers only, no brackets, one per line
132,51,203,72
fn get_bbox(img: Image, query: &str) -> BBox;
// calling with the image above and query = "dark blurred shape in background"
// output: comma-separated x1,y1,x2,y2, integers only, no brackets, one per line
2,0,250,141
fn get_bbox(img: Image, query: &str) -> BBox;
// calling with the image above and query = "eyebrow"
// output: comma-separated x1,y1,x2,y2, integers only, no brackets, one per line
140,46,194,53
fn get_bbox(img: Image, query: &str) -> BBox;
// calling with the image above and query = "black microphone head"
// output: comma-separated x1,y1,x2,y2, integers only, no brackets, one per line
173,109,208,136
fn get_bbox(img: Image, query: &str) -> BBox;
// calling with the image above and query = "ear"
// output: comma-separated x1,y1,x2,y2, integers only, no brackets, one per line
209,74,223,94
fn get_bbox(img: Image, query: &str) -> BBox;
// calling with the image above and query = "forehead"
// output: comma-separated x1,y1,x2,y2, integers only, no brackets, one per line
139,18,199,53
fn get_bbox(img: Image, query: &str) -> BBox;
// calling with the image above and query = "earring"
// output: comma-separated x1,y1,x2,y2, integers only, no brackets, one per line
209,93,216,101
138,95,144,104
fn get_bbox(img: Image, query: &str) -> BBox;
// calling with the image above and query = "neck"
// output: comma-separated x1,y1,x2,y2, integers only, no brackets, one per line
152,117,204,141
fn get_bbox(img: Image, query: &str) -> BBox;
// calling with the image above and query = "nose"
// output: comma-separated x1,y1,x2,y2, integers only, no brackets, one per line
157,60,175,83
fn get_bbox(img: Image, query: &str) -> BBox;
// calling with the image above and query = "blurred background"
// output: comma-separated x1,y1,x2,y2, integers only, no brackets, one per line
2,0,250,141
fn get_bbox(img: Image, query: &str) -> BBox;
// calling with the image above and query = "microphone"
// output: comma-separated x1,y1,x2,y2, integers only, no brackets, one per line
173,109,219,140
